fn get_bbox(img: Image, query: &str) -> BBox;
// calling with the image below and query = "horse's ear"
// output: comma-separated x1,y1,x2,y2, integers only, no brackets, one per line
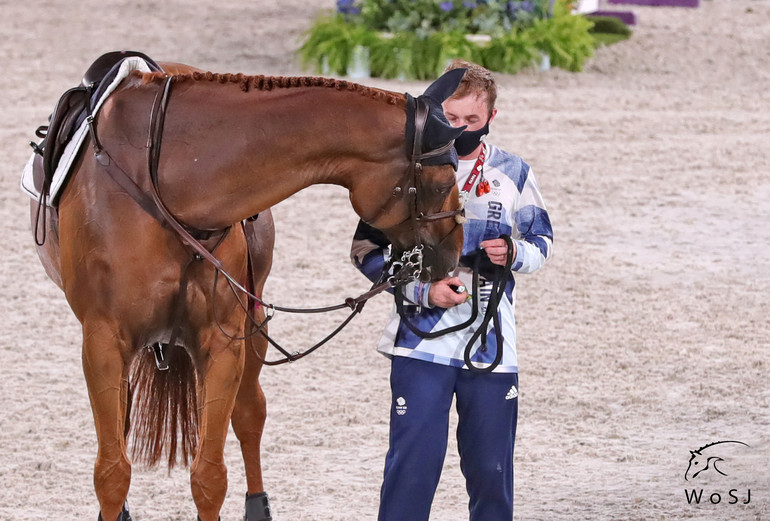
431,120,466,144
422,68,467,104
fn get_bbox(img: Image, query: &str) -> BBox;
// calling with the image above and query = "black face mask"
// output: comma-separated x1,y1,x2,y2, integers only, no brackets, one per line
454,120,490,157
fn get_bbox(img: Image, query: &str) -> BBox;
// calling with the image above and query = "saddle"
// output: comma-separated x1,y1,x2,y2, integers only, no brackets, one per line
30,50,163,205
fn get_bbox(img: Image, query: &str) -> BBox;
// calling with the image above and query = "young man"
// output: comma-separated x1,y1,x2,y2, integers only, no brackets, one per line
350,59,553,520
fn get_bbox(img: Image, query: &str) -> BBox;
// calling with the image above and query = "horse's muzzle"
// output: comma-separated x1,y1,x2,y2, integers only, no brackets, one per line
420,222,462,281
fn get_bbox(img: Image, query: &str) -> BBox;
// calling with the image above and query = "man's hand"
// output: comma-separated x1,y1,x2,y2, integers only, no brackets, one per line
428,277,469,308
480,238,516,266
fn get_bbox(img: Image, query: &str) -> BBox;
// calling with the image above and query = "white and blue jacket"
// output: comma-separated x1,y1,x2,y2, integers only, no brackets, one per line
351,144,553,373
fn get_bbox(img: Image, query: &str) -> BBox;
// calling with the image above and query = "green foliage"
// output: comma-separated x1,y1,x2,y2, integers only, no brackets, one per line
299,15,380,76
583,15,631,48
585,15,632,36
299,0,600,79
478,30,540,74
527,0,595,71
370,31,484,79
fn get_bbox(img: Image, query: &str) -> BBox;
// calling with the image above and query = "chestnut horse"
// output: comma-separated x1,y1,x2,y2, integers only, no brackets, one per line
30,57,465,521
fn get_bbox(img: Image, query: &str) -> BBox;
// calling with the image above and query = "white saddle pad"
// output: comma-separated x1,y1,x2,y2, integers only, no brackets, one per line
21,57,156,204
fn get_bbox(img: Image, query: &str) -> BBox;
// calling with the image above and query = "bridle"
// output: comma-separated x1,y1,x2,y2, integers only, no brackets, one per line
369,95,466,285
92,76,465,366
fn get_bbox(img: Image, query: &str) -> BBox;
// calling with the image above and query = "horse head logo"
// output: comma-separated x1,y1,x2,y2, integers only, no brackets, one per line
685,440,750,481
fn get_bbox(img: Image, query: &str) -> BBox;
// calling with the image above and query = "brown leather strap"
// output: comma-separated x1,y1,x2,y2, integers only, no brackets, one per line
97,149,168,225
344,278,394,310
416,209,463,222
368,97,462,231
143,77,231,263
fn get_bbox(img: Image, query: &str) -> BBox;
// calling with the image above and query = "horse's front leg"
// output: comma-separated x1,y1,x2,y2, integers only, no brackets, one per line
81,320,133,521
190,334,245,521
231,312,272,520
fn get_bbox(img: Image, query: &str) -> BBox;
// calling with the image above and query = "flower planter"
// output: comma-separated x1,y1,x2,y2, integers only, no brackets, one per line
299,1,598,80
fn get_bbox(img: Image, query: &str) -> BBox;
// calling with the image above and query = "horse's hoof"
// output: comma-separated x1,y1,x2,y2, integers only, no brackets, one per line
244,491,272,521
98,502,132,521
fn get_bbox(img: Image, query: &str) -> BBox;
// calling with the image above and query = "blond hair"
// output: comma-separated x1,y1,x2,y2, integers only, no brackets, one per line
444,59,497,117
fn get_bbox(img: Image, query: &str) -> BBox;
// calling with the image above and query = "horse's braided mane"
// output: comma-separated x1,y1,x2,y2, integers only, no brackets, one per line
162,71,402,105
694,440,750,453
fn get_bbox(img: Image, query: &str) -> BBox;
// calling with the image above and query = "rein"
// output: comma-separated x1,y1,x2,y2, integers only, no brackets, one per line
93,76,459,366
395,234,515,374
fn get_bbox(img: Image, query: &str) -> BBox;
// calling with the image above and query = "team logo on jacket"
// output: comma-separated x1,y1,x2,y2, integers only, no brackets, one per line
505,385,518,400
396,396,408,415
487,201,503,221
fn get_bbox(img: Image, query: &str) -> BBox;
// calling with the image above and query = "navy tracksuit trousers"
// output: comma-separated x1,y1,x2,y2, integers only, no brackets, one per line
378,356,519,521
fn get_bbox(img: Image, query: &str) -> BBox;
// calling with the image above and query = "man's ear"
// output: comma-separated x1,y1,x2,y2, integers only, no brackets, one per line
488,107,498,125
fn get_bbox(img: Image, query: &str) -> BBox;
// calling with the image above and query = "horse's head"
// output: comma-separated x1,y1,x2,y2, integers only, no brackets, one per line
378,164,464,282
685,450,703,481
359,69,468,282
685,450,724,481
684,440,749,481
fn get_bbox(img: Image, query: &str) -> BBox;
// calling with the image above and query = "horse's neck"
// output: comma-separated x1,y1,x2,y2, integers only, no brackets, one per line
153,80,407,230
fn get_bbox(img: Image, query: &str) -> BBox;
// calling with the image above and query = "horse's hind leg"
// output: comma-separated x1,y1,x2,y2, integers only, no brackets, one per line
231,214,274,520
190,337,245,521
231,318,271,520
81,321,132,521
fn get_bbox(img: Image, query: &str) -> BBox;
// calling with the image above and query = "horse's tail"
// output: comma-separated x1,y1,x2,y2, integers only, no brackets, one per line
127,345,199,469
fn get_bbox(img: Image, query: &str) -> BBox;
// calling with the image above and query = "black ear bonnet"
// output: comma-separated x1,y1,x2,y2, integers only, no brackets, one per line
405,68,468,168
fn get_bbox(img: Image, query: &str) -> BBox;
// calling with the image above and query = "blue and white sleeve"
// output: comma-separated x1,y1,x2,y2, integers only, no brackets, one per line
350,220,390,284
511,167,553,274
